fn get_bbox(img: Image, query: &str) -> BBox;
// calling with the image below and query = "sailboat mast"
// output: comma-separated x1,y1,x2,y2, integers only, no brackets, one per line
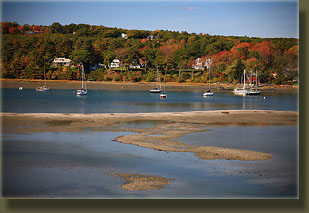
243,69,246,89
255,69,258,91
43,67,46,86
208,67,211,90
157,67,161,90
156,67,159,88
82,64,86,90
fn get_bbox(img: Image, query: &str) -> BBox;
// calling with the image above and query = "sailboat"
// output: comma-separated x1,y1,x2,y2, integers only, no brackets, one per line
150,67,162,93
203,67,214,97
247,69,260,96
233,69,249,96
36,67,49,91
76,63,87,96
160,71,167,99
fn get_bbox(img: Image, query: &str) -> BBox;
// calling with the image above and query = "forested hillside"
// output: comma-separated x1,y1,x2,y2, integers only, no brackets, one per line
1,22,299,84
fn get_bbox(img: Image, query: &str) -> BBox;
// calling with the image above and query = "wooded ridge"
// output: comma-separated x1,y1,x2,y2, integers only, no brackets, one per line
1,22,299,85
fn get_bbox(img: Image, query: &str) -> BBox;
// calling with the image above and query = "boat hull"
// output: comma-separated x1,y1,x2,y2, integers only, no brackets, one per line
160,94,167,98
203,92,214,96
36,87,49,92
233,88,249,96
76,89,87,96
150,89,162,93
247,91,260,96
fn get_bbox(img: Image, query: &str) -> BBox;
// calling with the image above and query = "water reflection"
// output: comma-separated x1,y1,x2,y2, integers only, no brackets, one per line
2,88,297,113
2,125,298,198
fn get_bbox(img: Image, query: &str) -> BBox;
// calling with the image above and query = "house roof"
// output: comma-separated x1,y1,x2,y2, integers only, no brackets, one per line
53,58,71,63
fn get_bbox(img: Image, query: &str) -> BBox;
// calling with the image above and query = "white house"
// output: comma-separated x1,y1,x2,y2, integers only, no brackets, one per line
52,58,71,67
192,58,203,70
110,59,120,68
129,64,141,69
147,35,155,40
192,58,211,70
120,33,128,39
205,58,211,69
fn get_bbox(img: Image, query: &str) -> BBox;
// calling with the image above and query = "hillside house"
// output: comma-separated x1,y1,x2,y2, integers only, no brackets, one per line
192,58,203,70
129,64,141,69
110,59,120,68
147,35,155,40
192,58,211,70
52,58,71,67
120,33,128,39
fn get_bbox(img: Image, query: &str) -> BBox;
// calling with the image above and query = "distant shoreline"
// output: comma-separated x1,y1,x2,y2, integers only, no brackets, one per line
0,78,298,92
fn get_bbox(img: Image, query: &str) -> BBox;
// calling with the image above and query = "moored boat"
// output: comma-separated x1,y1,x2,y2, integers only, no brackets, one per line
233,69,249,96
150,67,162,93
76,89,87,96
36,68,49,92
247,89,260,96
76,63,87,96
203,60,214,97
247,69,260,96
36,85,49,92
150,87,162,93
160,92,167,99
203,90,214,97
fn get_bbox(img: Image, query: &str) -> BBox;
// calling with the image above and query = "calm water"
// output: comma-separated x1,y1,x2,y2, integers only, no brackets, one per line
2,125,297,198
1,87,298,198
1,88,297,113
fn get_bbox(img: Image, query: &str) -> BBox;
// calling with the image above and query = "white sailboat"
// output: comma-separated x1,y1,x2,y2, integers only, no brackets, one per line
247,69,260,96
150,67,162,93
160,71,167,99
36,68,49,91
233,69,249,96
76,63,87,96
203,66,214,97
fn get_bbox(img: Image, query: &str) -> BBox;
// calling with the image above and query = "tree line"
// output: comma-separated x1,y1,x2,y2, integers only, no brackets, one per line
1,22,299,85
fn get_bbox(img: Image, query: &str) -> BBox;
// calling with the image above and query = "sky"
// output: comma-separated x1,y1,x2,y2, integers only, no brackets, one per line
1,0,299,38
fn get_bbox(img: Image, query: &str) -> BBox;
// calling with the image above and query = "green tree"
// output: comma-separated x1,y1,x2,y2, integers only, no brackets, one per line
233,60,245,83
70,49,90,65
50,22,63,33
104,50,116,70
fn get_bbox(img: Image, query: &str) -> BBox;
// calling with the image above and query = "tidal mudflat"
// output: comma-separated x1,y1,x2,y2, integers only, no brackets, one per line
1,110,298,198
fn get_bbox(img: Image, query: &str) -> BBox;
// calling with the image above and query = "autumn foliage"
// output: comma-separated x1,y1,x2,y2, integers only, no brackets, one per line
1,21,299,84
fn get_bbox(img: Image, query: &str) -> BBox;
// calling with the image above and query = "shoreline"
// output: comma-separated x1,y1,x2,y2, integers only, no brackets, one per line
0,78,298,92
2,110,298,162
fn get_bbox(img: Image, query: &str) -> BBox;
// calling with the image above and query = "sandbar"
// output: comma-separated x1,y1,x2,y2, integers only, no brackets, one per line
107,172,172,191
1,110,298,162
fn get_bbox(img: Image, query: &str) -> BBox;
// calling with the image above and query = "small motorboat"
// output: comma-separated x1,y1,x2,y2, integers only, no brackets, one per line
36,85,49,91
160,92,167,99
